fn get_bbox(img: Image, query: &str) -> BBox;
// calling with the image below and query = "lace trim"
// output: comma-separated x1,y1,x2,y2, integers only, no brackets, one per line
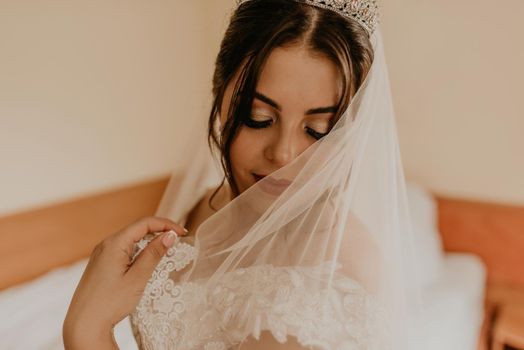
130,239,391,350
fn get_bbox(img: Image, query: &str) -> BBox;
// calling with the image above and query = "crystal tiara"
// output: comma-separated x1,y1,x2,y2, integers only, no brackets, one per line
236,0,379,36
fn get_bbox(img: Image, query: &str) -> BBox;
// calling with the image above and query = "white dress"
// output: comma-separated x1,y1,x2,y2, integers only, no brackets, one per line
129,235,389,350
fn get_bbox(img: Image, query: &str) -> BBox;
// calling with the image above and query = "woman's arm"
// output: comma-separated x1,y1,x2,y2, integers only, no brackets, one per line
63,324,118,350
62,216,188,349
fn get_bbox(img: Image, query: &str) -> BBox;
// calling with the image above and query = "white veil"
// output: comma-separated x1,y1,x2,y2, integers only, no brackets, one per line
131,9,423,350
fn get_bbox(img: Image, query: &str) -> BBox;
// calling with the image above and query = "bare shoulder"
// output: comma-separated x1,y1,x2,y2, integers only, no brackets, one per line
339,211,383,294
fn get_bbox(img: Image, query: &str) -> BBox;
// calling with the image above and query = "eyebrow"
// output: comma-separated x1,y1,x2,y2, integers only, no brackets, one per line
254,91,338,115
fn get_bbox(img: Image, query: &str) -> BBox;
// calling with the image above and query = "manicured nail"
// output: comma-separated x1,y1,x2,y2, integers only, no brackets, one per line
162,230,177,247
183,227,189,233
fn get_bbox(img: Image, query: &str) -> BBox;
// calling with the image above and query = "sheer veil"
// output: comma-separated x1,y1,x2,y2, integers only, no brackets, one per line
134,15,423,350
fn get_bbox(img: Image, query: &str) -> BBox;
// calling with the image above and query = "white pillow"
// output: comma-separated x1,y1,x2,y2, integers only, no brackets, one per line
405,182,444,287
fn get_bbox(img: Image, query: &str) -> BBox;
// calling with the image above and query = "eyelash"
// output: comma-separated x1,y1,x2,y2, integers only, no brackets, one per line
242,116,328,140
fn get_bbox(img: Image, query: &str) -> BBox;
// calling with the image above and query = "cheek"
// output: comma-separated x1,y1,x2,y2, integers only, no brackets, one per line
230,127,263,174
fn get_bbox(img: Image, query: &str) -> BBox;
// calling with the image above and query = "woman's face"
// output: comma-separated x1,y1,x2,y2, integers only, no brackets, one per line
220,45,342,195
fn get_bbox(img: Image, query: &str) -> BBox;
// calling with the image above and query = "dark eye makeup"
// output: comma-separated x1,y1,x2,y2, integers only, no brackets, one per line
242,116,328,140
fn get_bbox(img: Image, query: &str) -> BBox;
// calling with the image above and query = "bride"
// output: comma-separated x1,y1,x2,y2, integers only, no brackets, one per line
64,0,421,349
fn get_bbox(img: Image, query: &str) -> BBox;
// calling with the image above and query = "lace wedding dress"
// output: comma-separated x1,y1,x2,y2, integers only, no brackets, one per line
129,233,389,350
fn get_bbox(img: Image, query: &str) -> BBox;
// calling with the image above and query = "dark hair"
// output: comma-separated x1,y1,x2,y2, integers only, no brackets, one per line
207,0,374,209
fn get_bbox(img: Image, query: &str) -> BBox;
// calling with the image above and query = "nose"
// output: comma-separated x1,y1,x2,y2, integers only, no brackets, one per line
264,127,299,168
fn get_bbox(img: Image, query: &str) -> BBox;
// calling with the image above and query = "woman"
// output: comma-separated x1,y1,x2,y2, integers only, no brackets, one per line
64,0,421,349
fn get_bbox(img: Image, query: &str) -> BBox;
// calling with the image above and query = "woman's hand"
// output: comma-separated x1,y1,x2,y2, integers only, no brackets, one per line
63,216,187,349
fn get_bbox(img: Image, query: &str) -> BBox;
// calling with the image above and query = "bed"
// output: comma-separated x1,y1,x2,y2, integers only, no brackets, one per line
1,179,511,350
0,258,137,349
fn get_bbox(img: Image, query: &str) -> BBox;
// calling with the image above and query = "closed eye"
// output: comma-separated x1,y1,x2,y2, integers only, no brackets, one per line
242,116,328,140
306,127,328,140
242,116,272,129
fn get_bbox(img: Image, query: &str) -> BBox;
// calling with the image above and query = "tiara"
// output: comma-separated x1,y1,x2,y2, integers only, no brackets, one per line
236,0,379,36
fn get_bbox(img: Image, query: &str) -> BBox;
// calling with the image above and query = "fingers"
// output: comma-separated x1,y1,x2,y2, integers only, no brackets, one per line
115,216,187,245
125,230,177,286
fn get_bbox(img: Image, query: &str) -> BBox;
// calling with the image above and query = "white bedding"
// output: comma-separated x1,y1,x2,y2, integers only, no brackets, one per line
0,259,137,350
416,253,486,350
0,253,485,350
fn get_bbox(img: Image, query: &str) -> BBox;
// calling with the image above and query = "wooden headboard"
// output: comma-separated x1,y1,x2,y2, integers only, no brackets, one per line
437,196,524,288
0,176,170,290
1,178,523,291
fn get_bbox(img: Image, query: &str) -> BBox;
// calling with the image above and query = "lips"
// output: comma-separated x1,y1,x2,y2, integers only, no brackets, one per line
252,173,292,196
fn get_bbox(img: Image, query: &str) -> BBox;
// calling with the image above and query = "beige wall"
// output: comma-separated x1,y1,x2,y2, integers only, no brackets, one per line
380,0,524,205
1,0,522,217
0,1,234,216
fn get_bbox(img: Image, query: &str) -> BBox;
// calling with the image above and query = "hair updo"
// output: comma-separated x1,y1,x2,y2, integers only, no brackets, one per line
207,0,374,207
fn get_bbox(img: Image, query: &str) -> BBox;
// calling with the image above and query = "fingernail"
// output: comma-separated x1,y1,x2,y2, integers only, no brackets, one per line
183,227,189,234
162,230,177,247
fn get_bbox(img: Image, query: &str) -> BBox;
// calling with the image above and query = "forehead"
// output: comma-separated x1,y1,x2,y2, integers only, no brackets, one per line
255,45,342,109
